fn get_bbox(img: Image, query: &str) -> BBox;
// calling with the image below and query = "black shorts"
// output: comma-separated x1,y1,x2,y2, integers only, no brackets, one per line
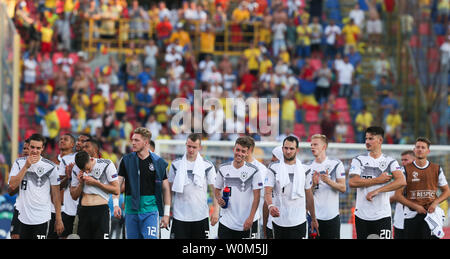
272,221,307,239
47,212,58,239
170,218,210,239
355,216,392,239
394,227,404,239
60,212,76,237
317,215,341,239
10,208,22,235
403,214,439,239
20,221,49,239
218,221,258,239
77,204,110,239
265,226,273,239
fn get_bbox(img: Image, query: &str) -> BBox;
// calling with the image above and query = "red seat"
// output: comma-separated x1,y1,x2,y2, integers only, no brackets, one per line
293,123,306,139
23,90,36,104
309,124,322,135
305,110,319,123
339,111,352,123
334,97,349,110
346,125,355,143
437,35,446,47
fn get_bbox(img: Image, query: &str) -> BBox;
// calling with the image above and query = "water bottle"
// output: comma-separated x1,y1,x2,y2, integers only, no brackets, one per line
222,187,231,208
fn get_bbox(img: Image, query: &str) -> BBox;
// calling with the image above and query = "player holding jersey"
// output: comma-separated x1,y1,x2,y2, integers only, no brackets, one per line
215,136,264,239
8,133,64,239
168,133,219,239
309,134,346,239
70,151,120,239
349,126,406,239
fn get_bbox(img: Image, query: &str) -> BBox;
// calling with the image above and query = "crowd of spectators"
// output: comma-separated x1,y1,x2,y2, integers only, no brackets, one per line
8,0,423,163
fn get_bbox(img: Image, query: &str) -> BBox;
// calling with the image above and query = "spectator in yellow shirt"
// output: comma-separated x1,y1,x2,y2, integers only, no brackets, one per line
259,54,273,75
244,42,262,75
281,91,297,133
111,86,129,121
199,24,216,61
70,89,90,122
296,22,312,57
385,109,402,134
342,19,361,54
91,88,108,115
355,106,373,143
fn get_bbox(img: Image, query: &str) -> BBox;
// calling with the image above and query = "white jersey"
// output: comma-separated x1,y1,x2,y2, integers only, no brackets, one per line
59,153,78,216
349,153,402,221
9,157,60,225
71,158,118,202
309,157,346,221
168,157,216,222
265,161,313,227
215,161,264,231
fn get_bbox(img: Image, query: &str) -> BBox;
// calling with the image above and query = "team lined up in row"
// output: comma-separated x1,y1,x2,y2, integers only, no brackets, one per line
7,126,449,239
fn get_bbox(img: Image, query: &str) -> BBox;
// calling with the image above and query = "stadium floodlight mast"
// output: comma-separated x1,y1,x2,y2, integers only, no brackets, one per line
170,90,280,138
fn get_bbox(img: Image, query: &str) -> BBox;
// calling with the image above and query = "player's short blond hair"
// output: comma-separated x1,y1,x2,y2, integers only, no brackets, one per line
133,127,152,142
311,134,328,147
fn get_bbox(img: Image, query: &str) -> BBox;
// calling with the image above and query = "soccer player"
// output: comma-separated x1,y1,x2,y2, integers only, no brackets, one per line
348,126,406,239
8,133,64,239
168,133,219,239
115,127,171,239
8,138,30,239
75,133,91,152
57,133,77,239
394,137,450,239
309,134,346,239
243,136,268,239
264,136,318,239
390,150,415,239
215,136,264,239
83,138,101,158
70,151,119,239
262,146,283,239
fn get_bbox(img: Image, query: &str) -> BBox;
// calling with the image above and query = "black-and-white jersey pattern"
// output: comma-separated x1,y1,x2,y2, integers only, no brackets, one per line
218,162,259,193
23,158,57,188
352,154,398,178
268,160,311,183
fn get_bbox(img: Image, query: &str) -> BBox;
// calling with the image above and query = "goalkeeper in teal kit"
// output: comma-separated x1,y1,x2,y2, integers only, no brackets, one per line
114,127,171,239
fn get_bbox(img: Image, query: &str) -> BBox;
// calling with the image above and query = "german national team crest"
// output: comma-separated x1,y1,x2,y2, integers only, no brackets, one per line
149,163,155,171
37,167,45,175
379,160,387,171
92,167,102,179
240,171,248,182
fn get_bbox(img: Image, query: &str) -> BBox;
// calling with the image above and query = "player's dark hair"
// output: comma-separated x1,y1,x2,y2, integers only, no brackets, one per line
415,137,431,148
63,133,76,144
283,135,299,148
75,151,91,170
78,133,92,142
24,138,30,144
29,133,46,146
235,136,253,150
187,133,202,144
365,126,384,138
149,140,155,149
244,135,255,149
86,138,101,152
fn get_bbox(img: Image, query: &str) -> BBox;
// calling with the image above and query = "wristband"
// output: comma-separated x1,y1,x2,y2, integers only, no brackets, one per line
268,204,275,210
164,205,171,216
113,198,119,207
